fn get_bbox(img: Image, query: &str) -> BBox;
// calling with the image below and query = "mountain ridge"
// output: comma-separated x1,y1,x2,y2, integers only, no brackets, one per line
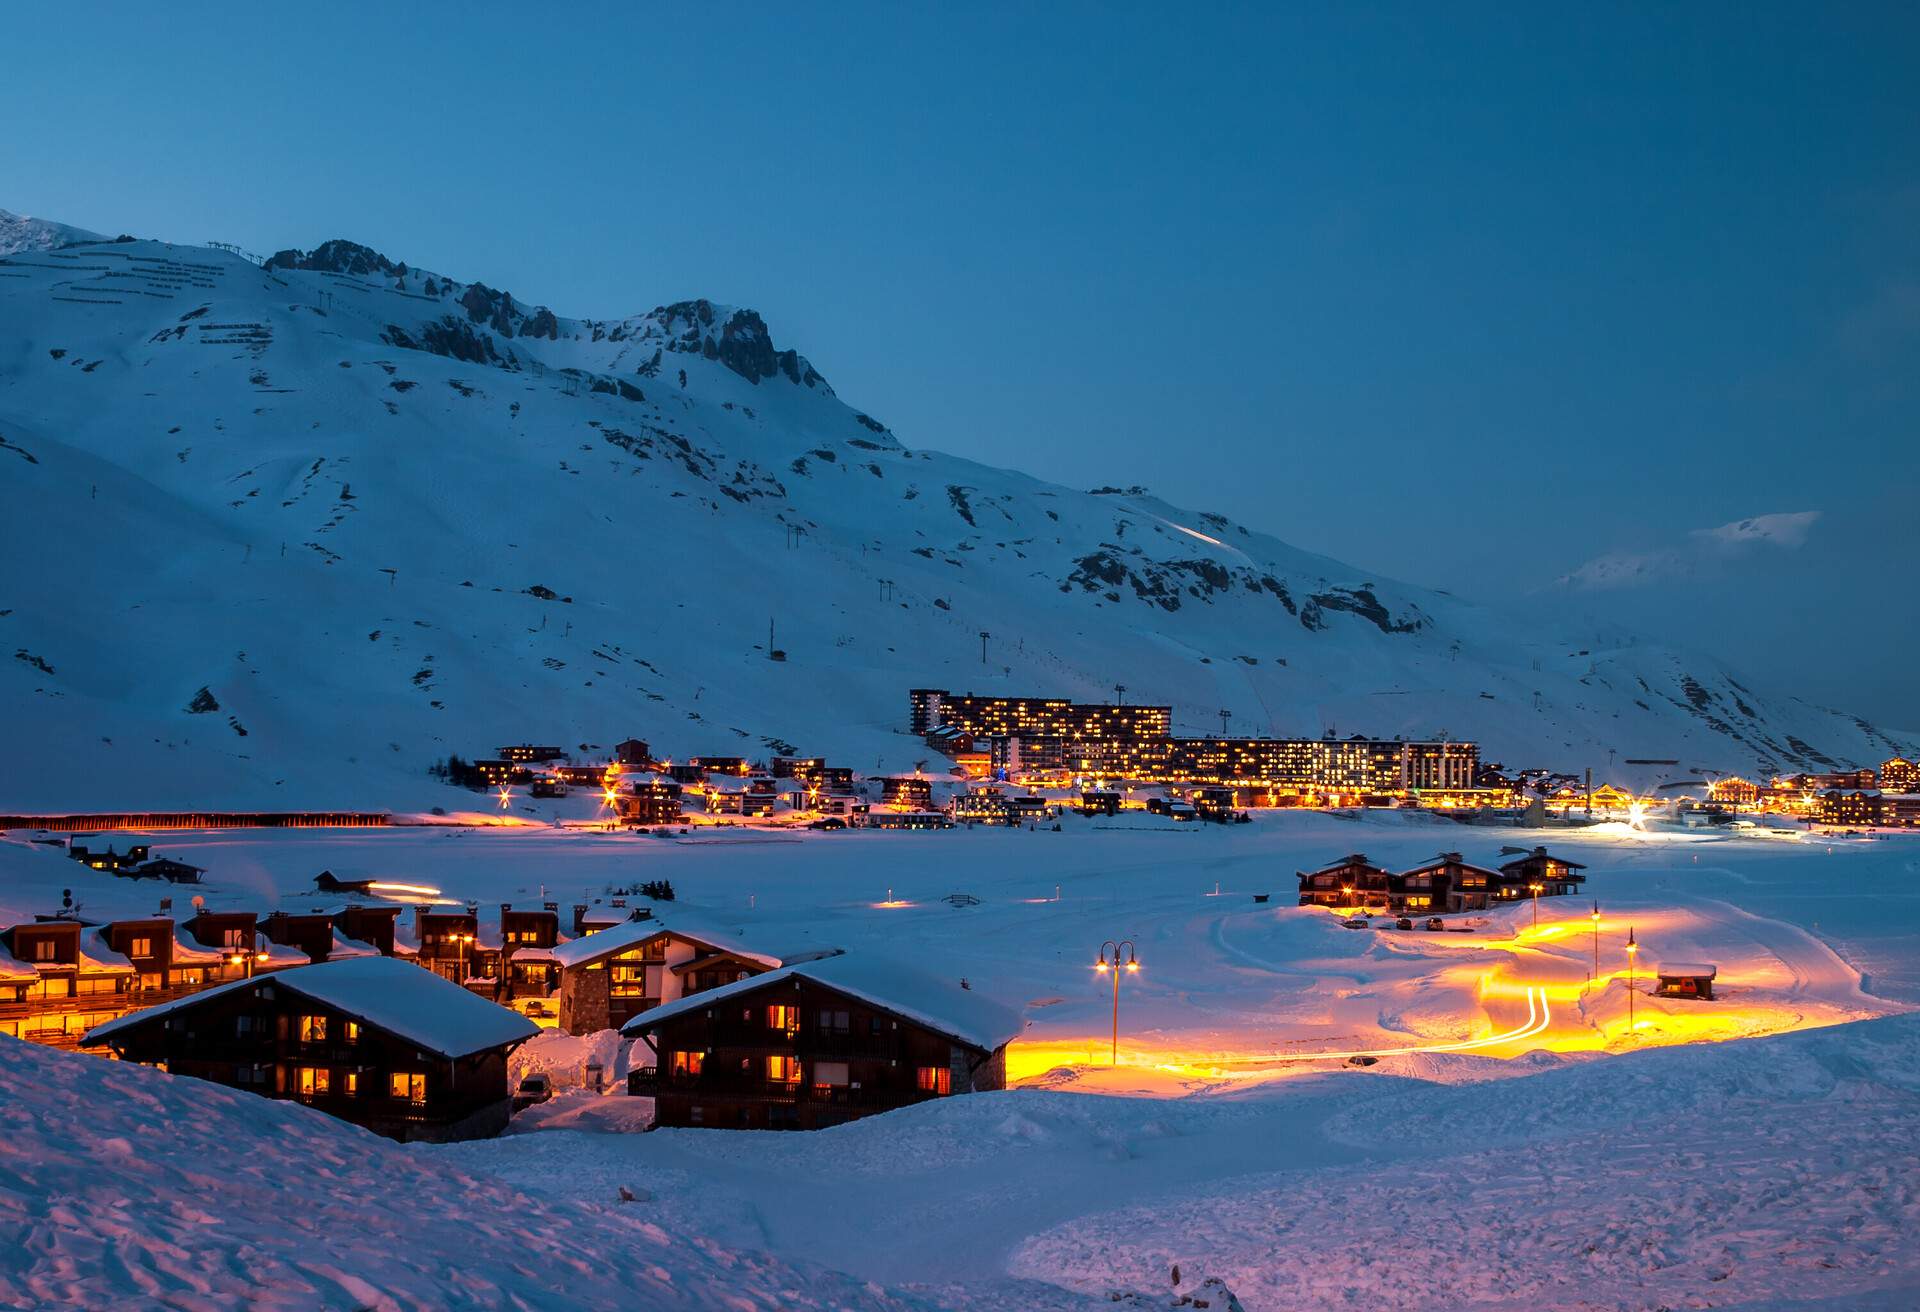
0,212,1908,810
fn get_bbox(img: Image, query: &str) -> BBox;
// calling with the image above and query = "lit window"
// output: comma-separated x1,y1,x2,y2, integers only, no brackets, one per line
390,1072,427,1103
669,1050,704,1077
29,940,56,962
343,1020,361,1044
297,1066,331,1097
916,1065,952,1096
299,1014,328,1042
767,1054,801,1084
344,1071,359,1096
129,937,153,957
767,1004,798,1033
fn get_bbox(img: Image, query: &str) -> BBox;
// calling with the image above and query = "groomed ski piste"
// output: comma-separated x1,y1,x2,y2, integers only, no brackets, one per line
4,812,1917,1309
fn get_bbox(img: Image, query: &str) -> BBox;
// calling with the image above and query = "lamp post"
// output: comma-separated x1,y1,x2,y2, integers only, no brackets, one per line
228,945,269,980
1094,940,1140,1065
1625,927,1638,1033
1528,881,1544,928
1589,900,1601,983
453,931,475,983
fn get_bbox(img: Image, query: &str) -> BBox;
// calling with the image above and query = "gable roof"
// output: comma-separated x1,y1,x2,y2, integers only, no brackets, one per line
623,952,1026,1054
547,909,806,971
82,957,537,1058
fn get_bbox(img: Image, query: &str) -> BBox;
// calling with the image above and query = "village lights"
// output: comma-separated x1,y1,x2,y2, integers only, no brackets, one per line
1095,940,1140,1065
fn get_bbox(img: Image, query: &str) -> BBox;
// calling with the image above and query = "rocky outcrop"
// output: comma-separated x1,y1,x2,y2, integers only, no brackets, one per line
264,240,398,277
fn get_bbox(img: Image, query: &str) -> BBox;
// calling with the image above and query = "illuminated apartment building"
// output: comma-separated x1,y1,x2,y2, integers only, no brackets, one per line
1708,776,1760,808
1879,757,1919,792
1403,741,1479,791
908,689,1171,742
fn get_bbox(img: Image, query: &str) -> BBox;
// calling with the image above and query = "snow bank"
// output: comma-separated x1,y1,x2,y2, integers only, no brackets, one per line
0,1035,934,1311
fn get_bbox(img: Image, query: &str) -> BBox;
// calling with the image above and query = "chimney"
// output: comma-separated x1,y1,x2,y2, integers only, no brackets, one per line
572,903,589,935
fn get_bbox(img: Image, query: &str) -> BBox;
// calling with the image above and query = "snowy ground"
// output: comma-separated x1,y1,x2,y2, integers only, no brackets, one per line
4,812,1918,1308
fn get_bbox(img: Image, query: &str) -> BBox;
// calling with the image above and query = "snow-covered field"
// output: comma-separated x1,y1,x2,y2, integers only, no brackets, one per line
4,813,1918,1308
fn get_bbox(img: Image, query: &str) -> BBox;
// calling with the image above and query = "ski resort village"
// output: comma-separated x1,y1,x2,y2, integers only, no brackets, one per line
4,34,1919,1301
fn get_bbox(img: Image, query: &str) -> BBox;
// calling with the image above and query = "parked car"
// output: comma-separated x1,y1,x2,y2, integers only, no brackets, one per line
1341,916,1369,929
1425,917,1445,931
1394,917,1414,930
522,1000,553,1018
807,817,847,831
512,1073,553,1112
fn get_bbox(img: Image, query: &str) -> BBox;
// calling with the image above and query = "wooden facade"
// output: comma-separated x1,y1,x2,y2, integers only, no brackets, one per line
632,969,1013,1131
82,959,536,1142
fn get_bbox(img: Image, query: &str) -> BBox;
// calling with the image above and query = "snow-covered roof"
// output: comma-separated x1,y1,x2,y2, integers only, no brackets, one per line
327,932,381,960
84,957,538,1058
1657,962,1718,978
623,952,1026,1053
545,909,792,971
509,946,560,965
169,929,227,965
0,942,39,981
81,930,136,974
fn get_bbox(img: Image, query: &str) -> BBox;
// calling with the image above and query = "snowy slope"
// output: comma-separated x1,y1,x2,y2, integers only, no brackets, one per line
0,219,1910,809
0,1032,939,1312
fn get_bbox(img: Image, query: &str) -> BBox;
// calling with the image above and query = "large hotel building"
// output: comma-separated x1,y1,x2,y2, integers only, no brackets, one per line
910,690,1476,796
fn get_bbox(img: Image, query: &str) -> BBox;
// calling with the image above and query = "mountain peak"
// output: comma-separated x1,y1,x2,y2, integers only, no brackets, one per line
0,207,106,256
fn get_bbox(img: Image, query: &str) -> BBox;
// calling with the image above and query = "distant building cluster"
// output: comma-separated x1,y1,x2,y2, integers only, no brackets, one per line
1708,758,1920,828
911,688,1482,805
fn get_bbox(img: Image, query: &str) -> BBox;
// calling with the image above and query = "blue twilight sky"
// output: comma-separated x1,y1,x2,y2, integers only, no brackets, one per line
4,4,1916,723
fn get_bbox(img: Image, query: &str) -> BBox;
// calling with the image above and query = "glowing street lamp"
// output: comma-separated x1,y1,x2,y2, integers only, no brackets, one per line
452,930,476,982
496,784,514,811
227,946,270,979
1528,881,1544,928
1094,939,1140,1066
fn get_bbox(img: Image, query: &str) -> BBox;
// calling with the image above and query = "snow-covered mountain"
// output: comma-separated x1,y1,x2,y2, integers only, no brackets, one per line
0,207,103,256
0,218,1909,809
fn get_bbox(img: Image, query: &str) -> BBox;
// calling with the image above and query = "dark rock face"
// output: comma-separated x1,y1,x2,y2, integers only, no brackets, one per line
519,307,559,340
382,318,505,367
649,299,830,392
459,283,520,336
264,240,397,276
1300,586,1424,635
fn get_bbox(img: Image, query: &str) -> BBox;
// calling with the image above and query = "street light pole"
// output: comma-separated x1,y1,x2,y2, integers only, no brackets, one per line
1590,900,1600,984
1094,939,1140,1065
1529,881,1543,928
1626,927,1638,1033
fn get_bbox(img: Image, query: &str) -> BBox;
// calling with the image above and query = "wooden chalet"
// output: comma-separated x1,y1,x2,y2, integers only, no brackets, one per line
100,916,229,1000
1496,848,1587,897
82,957,538,1142
262,909,380,965
496,902,562,999
550,915,830,1035
0,919,133,1046
614,738,652,766
627,953,1024,1130
1296,854,1393,909
1397,852,1506,913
